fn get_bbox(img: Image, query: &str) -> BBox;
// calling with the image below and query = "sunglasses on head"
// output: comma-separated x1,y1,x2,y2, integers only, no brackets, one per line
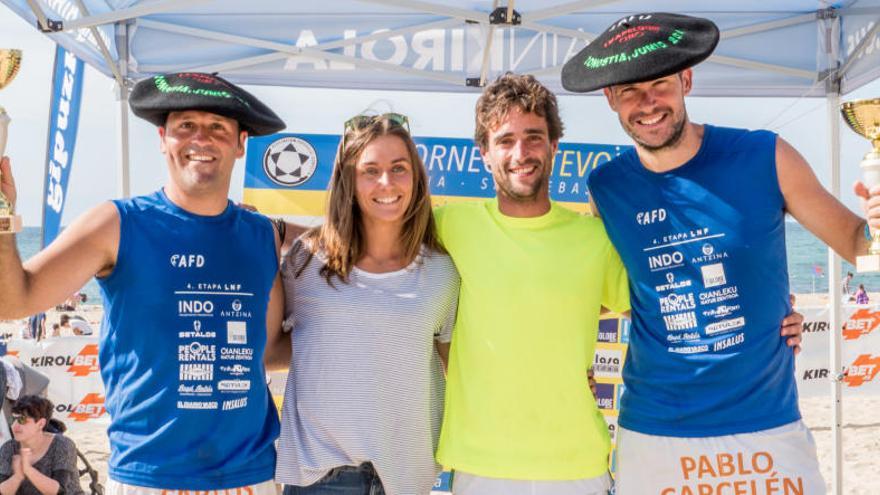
10,414,29,425
343,113,410,134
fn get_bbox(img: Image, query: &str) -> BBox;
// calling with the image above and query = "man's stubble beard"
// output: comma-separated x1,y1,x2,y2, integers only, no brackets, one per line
622,108,688,152
493,150,554,203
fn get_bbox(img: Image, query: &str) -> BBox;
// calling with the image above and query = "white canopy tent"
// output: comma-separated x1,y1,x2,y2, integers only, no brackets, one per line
3,1,880,492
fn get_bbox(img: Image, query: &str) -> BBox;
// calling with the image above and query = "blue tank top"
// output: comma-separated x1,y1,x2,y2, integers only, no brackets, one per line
588,125,797,437
98,189,279,489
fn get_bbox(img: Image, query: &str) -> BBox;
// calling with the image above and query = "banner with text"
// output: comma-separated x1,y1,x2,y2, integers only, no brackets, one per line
243,133,628,216
7,336,106,423
796,304,880,397
41,45,84,247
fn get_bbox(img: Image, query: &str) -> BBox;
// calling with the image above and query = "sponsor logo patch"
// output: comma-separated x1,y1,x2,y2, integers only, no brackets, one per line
179,320,215,339
843,354,880,387
636,208,666,225
263,136,318,187
803,321,828,333
178,342,216,362
842,308,880,340
67,344,100,377
659,293,696,314
699,286,739,305
227,321,247,345
595,383,615,410
702,305,740,319
180,363,214,381
170,254,205,268
668,344,709,354
593,348,623,378
666,332,701,343
664,312,698,331
705,317,746,336
178,300,214,316
597,319,619,343
177,401,218,410
218,379,251,392
222,397,248,410
802,368,829,380
220,364,251,376
648,251,685,272
712,332,745,352
701,263,727,288
178,384,213,396
68,393,107,422
655,272,693,292
221,348,254,361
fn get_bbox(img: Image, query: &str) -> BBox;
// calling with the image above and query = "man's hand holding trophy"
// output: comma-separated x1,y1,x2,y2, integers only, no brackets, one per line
0,48,22,235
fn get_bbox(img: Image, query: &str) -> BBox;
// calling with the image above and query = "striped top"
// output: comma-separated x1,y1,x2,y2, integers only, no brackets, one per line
275,241,460,495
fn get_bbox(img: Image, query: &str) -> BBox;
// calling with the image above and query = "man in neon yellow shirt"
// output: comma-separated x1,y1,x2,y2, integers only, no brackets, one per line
435,73,630,495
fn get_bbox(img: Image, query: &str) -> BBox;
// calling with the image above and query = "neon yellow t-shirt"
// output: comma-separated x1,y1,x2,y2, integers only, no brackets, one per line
434,199,630,480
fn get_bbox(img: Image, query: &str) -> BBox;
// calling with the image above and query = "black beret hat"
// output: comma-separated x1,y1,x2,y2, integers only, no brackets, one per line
561,13,719,93
130,72,285,136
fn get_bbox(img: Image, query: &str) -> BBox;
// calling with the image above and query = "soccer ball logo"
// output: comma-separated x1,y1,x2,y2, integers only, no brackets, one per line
263,137,318,187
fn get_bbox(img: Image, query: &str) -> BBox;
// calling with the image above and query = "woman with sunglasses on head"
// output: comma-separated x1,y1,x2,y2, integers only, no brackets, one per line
0,396,84,495
271,113,459,495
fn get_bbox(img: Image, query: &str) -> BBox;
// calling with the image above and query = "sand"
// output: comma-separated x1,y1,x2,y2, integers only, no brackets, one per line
3,306,879,493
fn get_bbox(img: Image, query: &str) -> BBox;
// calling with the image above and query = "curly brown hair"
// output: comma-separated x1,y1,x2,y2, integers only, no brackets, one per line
474,73,564,149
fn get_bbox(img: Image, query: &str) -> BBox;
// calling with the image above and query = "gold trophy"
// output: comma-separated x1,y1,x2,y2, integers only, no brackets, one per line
0,49,22,234
841,98,880,272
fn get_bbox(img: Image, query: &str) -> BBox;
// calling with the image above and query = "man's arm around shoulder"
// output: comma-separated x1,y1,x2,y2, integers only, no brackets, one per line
264,222,290,371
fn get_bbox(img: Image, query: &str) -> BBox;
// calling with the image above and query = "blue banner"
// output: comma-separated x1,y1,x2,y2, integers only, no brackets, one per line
41,45,84,248
244,133,629,217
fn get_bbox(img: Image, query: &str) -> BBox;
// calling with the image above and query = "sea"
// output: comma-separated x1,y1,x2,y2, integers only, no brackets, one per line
15,221,878,307
17,227,104,305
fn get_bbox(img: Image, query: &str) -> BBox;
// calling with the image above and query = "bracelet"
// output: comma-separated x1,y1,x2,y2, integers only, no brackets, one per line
866,222,873,242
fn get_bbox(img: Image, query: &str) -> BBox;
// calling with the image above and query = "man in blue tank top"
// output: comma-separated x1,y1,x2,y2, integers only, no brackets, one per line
0,73,288,495
562,13,877,494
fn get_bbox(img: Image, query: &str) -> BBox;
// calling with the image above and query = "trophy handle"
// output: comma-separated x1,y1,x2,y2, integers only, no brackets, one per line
0,110,9,158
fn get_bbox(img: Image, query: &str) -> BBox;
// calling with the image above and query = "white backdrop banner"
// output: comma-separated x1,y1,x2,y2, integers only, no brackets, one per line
7,336,107,424
796,304,880,397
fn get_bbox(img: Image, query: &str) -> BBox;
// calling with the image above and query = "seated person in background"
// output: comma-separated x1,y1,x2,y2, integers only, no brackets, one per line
856,284,870,305
54,293,84,313
0,395,84,495
58,315,93,337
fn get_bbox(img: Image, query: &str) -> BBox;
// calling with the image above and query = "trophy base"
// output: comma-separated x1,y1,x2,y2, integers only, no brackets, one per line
0,214,21,234
857,254,880,273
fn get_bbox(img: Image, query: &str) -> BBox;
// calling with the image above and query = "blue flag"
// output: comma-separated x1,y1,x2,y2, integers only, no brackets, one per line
41,45,84,248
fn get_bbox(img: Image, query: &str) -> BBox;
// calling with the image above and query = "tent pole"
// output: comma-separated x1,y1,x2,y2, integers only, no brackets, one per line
826,89,843,495
115,21,130,199
23,0,50,31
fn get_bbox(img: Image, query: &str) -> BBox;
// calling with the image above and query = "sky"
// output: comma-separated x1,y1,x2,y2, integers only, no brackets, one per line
1,4,879,227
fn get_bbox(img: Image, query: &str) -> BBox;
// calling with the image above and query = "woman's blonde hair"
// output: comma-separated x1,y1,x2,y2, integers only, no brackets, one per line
301,114,443,285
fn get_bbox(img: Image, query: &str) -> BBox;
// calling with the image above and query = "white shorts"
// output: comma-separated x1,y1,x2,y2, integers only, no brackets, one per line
452,471,610,495
106,479,279,495
614,420,825,495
